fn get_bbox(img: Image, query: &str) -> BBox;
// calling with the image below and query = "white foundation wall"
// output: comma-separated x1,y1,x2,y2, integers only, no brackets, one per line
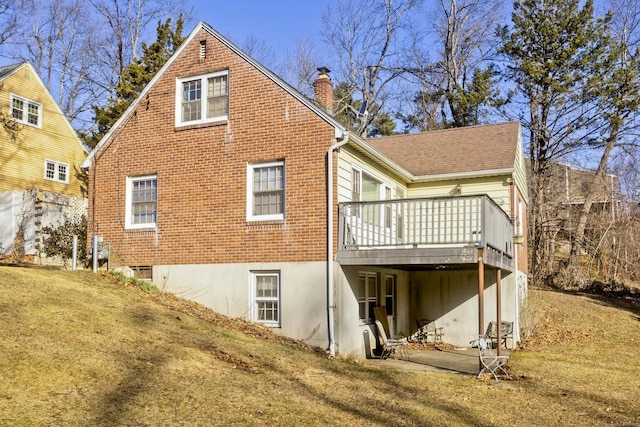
153,262,330,349
409,269,518,348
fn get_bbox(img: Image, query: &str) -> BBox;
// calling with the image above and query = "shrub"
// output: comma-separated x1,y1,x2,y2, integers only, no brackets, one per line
108,270,158,294
41,216,87,267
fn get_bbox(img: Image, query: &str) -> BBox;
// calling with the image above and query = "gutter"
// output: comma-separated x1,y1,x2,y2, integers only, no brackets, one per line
327,130,349,357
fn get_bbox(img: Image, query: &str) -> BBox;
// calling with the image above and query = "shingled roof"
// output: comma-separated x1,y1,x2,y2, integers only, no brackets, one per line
367,121,520,177
0,63,22,80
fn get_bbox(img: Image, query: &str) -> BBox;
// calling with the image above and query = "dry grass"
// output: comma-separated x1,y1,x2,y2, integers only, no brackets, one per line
0,266,639,426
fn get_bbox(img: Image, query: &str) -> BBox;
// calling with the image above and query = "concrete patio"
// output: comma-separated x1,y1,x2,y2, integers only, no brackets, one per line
366,347,512,375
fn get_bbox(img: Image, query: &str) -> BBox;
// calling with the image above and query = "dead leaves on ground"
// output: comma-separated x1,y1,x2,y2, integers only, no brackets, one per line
101,272,326,361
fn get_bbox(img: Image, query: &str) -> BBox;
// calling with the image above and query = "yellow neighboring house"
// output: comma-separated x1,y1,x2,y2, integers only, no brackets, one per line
0,62,87,263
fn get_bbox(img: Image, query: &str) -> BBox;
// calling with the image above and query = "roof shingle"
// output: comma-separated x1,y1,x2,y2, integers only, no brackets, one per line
367,121,520,176
0,63,22,80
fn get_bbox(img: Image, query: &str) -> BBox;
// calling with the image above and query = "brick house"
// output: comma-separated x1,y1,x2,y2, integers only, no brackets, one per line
83,22,528,357
0,62,87,264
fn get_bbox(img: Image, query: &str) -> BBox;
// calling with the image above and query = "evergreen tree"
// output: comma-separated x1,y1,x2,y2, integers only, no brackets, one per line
445,66,499,128
82,15,184,148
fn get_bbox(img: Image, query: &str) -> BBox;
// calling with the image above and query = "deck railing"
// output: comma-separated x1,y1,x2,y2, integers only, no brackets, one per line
338,195,513,258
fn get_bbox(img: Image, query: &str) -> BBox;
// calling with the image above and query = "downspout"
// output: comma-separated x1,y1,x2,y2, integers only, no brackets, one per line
327,131,349,357
512,173,521,345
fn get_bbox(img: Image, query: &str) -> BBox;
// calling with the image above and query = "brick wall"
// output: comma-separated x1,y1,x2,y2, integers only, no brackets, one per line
509,181,529,275
88,27,338,267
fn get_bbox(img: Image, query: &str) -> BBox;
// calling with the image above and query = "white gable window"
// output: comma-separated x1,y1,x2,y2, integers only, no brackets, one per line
176,71,228,126
125,175,157,229
44,160,69,184
11,94,42,128
247,161,285,221
251,271,280,327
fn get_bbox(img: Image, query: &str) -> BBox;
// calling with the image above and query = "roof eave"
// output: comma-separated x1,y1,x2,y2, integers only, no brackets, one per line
413,168,515,183
347,135,415,182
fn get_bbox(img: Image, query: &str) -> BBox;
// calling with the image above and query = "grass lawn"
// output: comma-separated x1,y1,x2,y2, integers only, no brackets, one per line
0,266,638,426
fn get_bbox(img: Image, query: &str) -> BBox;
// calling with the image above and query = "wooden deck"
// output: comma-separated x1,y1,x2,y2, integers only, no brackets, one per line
337,195,514,271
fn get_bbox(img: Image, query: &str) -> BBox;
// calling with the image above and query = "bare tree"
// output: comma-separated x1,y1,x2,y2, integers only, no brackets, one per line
402,0,504,131
281,34,320,98
240,34,277,70
436,0,503,127
3,0,100,130
88,0,195,98
1,0,194,133
0,0,18,45
568,0,640,271
322,0,421,136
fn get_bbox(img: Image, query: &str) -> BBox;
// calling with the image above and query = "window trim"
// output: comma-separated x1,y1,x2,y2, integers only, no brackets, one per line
11,93,42,128
250,271,281,327
246,160,285,222
125,174,158,229
43,159,69,184
175,70,228,127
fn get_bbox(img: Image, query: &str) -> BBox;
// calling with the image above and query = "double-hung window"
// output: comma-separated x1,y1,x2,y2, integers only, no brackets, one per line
247,161,285,221
44,160,69,184
125,175,157,229
11,94,41,128
176,71,228,126
358,272,378,323
251,271,280,326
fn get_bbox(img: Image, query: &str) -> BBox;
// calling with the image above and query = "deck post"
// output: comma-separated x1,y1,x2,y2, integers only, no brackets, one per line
478,248,485,335
497,268,502,356
478,248,484,372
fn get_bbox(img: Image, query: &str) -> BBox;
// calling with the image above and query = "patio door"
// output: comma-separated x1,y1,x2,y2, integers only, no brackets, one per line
384,275,397,336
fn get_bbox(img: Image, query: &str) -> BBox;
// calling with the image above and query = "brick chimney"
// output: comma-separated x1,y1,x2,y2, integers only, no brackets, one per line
313,67,333,113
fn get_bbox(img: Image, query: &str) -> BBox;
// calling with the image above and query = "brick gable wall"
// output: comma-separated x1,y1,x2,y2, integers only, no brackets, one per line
87,28,337,267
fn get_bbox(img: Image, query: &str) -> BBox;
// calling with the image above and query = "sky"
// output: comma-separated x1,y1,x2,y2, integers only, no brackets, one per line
186,1,330,62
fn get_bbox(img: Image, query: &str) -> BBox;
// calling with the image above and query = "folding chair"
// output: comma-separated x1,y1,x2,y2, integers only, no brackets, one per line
415,319,444,344
486,321,514,349
477,334,509,380
375,320,409,361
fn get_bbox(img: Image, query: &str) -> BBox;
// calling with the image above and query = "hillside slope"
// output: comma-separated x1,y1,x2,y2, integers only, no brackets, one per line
0,266,638,426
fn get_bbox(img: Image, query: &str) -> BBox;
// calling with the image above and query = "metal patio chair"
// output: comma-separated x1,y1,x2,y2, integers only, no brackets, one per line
486,321,514,349
477,334,509,380
415,319,444,344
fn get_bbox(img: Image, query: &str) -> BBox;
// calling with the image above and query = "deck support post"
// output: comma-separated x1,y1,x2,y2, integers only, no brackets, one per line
478,248,485,335
497,268,502,356
478,248,484,372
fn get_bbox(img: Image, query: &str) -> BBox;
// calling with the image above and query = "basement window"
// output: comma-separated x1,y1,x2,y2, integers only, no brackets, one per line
132,266,153,280
251,271,280,327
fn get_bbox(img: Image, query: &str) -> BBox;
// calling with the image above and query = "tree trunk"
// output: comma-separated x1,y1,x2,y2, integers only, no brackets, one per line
569,124,619,266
